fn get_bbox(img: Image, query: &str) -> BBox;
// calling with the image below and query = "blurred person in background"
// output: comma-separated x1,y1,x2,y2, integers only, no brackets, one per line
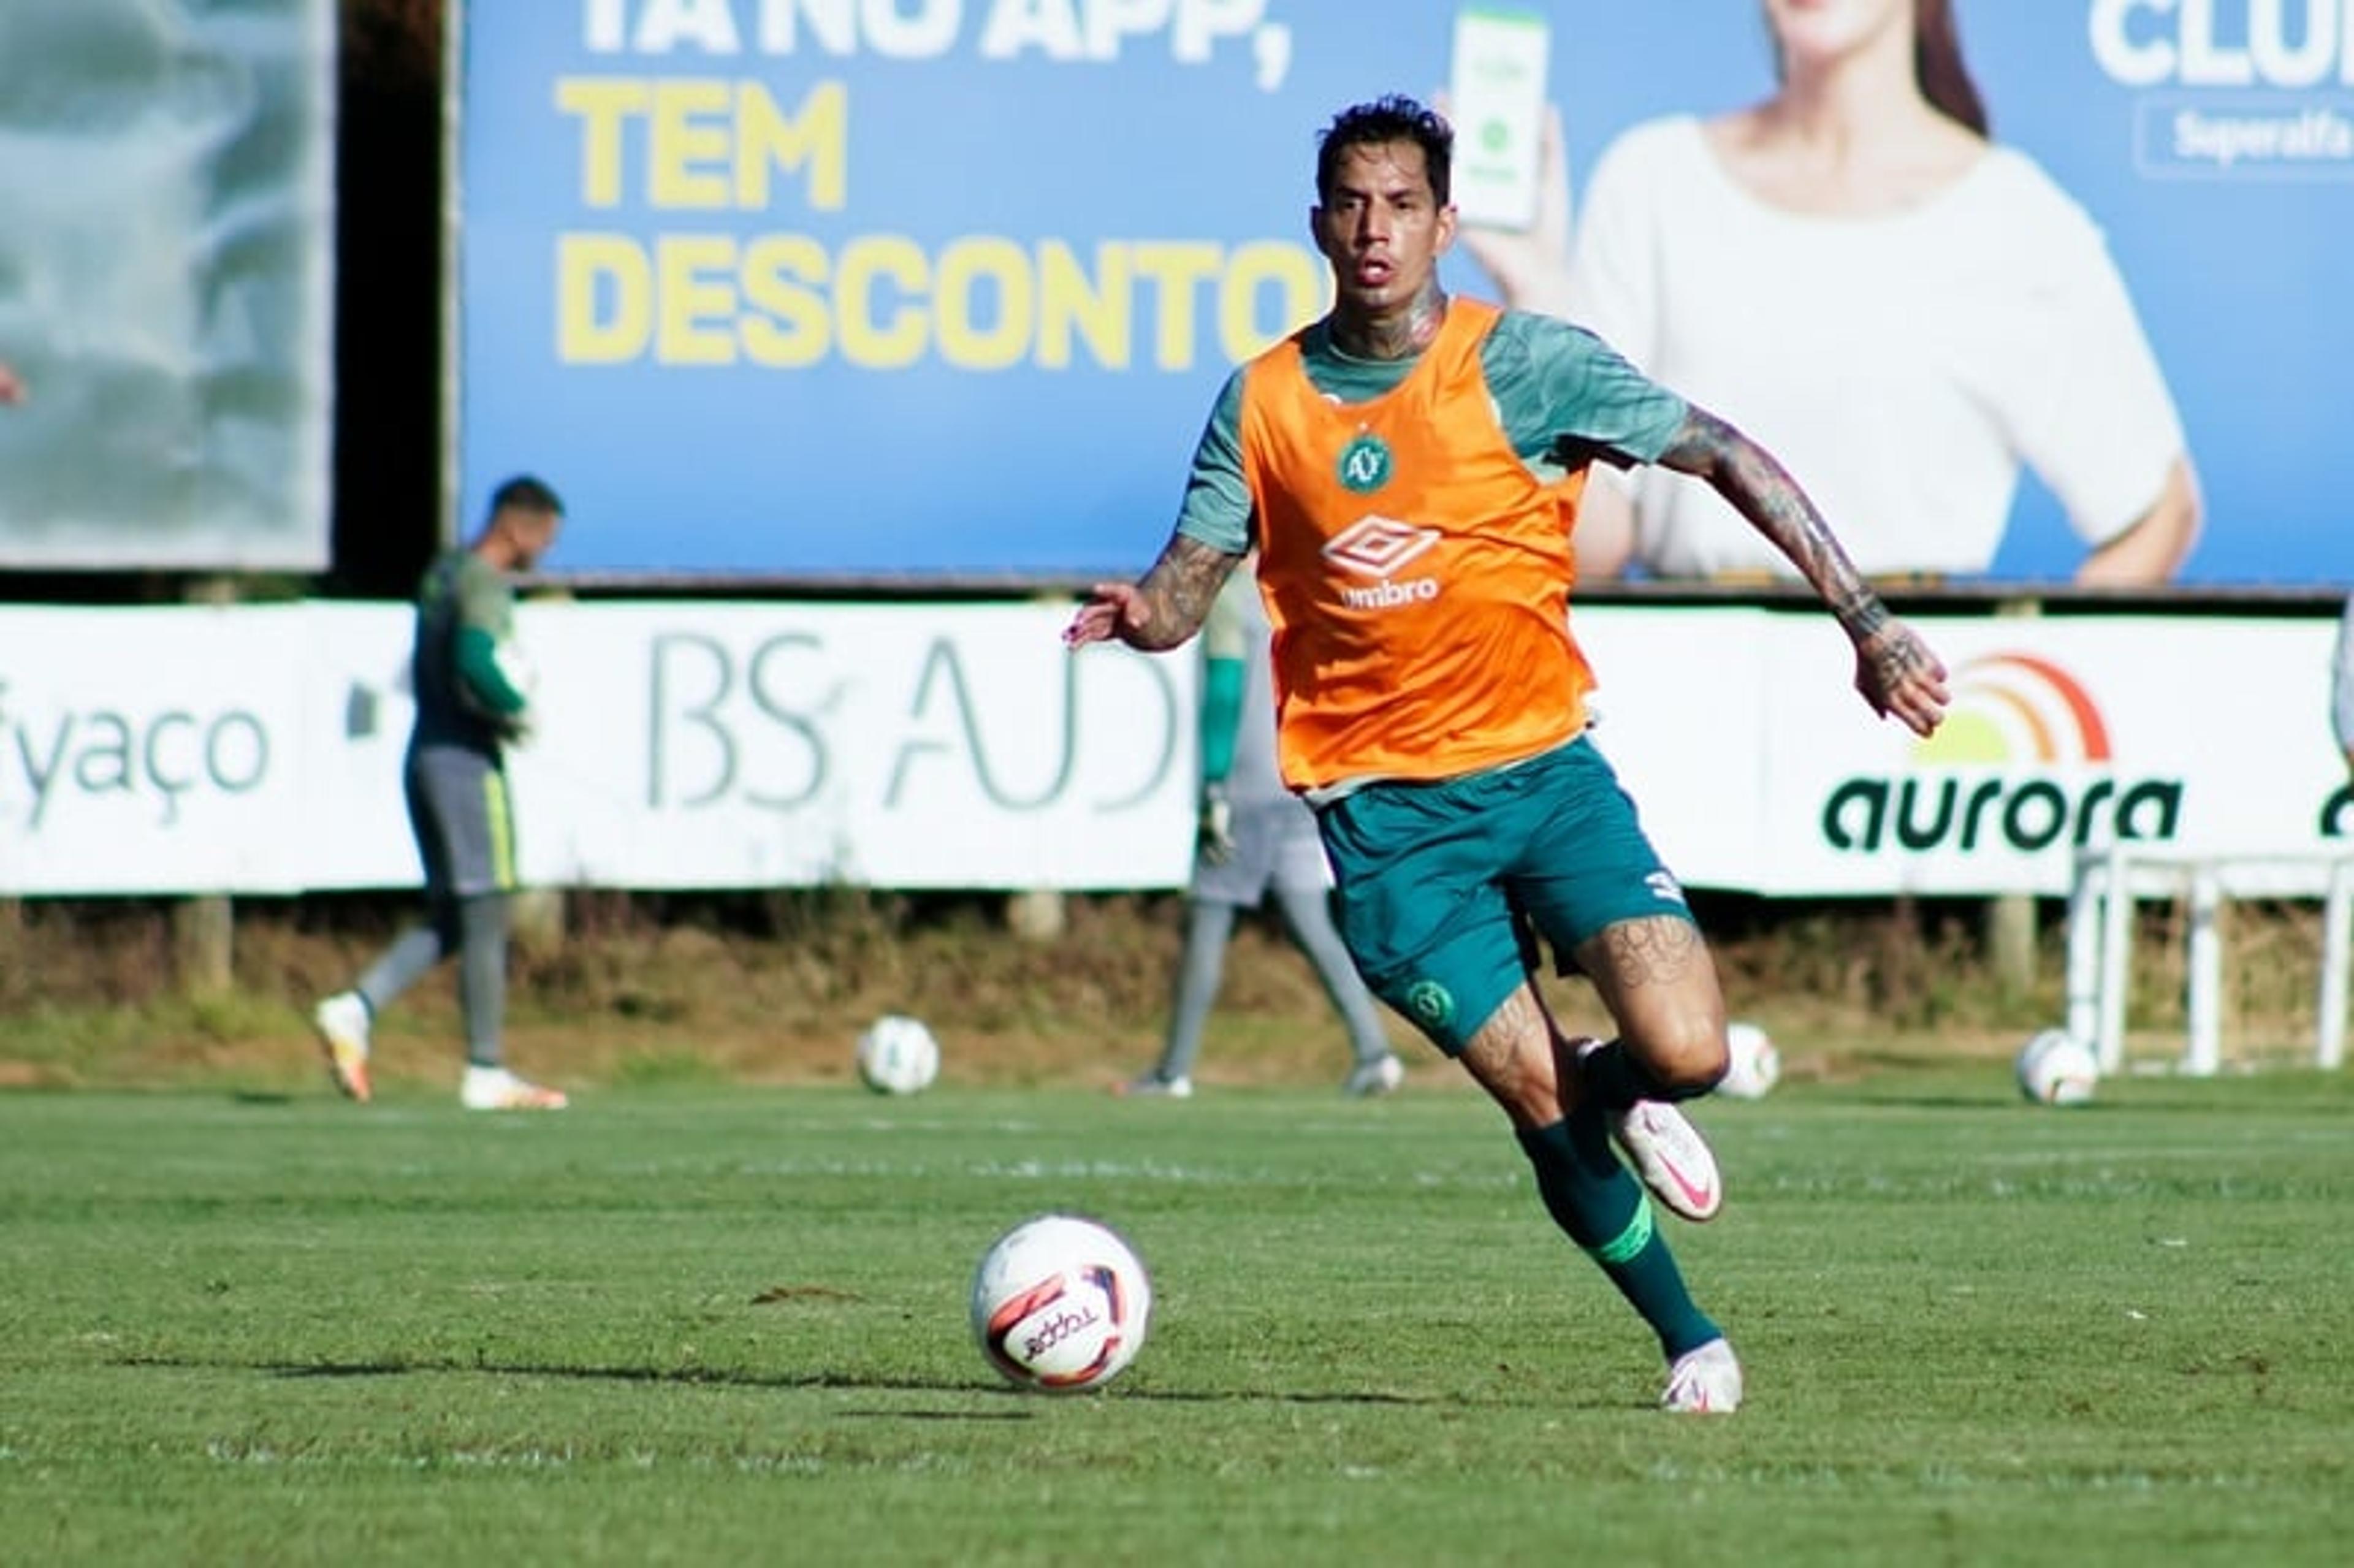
1068,95,1948,1412
0,362,24,404
1464,0,2200,584
312,476,569,1111
1119,561,1405,1100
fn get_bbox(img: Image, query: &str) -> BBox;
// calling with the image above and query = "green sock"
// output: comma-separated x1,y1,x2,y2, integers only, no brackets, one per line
1579,1037,1688,1109
1515,1113,1722,1358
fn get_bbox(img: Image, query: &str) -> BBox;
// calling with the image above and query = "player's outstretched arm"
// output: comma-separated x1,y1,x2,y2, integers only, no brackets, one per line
1654,407,1951,737
1064,535,1244,653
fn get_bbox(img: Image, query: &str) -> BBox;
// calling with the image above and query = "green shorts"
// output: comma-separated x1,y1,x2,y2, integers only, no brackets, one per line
1315,734,1694,1054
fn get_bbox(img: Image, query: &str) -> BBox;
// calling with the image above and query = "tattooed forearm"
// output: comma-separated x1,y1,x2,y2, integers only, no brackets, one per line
1125,536,1243,650
1831,590,1889,641
1656,409,1889,643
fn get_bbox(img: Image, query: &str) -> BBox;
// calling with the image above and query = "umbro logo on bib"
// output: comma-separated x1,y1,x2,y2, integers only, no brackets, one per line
1323,516,1439,577
1323,516,1442,611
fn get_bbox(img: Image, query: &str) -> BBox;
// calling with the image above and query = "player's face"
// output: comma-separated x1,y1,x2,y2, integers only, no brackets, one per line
500,505,562,571
1312,140,1456,318
1764,0,1914,70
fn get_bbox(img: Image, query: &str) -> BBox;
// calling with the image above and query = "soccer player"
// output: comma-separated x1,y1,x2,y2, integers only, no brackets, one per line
1065,96,1949,1413
313,476,570,1111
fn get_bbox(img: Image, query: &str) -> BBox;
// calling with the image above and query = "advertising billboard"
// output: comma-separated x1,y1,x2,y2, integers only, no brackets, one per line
456,2,2353,584
0,0,336,571
1,601,2340,899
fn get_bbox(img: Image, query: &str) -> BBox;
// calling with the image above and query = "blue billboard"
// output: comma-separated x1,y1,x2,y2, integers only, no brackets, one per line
457,2,2354,584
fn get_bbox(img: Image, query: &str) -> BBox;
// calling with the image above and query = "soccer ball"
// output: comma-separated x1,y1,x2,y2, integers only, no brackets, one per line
1718,1019,1782,1102
855,1014,940,1095
970,1214,1152,1394
2015,1028,2099,1106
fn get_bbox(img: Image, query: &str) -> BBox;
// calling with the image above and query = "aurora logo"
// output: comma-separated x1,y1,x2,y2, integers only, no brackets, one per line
2322,783,2354,838
1821,652,2182,855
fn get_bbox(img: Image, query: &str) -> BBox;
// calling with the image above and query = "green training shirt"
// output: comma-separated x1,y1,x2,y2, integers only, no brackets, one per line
410,548,525,755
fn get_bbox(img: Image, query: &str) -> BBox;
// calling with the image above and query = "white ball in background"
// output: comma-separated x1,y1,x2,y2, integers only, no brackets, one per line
2015,1028,2099,1106
855,1014,940,1095
1717,1019,1783,1102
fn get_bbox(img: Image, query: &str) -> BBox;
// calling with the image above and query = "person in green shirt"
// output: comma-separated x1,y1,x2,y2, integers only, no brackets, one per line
312,476,569,1111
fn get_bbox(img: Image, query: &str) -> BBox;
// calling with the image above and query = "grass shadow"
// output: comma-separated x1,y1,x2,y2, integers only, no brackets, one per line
118,1352,1498,1410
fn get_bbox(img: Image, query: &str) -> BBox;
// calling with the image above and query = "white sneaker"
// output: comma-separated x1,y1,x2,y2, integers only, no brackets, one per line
1576,1040,1723,1222
312,992,373,1103
1614,1101,1724,1222
460,1065,568,1111
1114,1071,1194,1100
1343,1054,1405,1098
1661,1338,1743,1414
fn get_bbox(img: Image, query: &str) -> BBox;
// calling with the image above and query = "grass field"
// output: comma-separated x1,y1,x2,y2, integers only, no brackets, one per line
2,1070,2348,1566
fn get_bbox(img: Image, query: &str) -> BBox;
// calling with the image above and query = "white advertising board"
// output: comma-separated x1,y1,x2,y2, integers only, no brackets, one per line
1,603,2339,898
2,601,1196,894
1579,609,2343,897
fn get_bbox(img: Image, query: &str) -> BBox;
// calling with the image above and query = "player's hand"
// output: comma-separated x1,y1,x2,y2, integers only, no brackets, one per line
499,707,537,750
1853,621,1949,738
1064,582,1148,649
1197,784,1235,866
1448,100,1573,316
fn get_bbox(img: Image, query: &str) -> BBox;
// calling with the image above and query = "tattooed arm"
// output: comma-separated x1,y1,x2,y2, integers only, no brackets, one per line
1063,534,1246,653
1653,406,1952,737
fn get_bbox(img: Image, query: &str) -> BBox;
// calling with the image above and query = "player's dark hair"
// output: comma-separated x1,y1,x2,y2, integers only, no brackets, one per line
1769,0,1989,139
489,474,565,517
1316,94,1453,207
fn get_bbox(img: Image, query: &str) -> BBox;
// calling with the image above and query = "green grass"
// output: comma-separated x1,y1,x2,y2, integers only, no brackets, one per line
2,1072,2348,1566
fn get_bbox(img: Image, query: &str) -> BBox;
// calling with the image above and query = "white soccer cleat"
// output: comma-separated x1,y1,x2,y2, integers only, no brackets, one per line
312,992,373,1103
460,1065,568,1111
1113,1071,1194,1100
1661,1337,1743,1414
1343,1054,1406,1098
1613,1100,1724,1223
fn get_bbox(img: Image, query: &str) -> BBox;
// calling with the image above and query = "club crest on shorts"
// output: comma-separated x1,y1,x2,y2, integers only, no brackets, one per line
1336,433,1393,494
1403,978,1454,1031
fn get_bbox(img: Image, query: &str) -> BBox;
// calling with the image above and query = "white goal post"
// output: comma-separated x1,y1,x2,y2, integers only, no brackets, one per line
2064,848,2354,1076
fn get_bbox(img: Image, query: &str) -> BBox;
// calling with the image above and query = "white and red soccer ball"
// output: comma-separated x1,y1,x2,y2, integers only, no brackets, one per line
970,1214,1152,1394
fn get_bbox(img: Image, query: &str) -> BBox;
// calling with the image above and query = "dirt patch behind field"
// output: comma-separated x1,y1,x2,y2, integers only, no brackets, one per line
0,889,2331,1094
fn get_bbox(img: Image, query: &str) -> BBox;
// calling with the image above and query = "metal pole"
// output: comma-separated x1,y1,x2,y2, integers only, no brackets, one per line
2321,858,2353,1070
2184,866,2222,1077
2063,849,2102,1049
2096,844,2133,1074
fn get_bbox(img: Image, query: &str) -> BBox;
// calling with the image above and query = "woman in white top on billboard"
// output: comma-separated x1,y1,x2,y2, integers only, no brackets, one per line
1466,0,2202,585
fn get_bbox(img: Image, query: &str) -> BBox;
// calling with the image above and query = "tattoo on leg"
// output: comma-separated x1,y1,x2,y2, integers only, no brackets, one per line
1460,987,1545,1065
1587,918,1701,990
1457,987,1555,1121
